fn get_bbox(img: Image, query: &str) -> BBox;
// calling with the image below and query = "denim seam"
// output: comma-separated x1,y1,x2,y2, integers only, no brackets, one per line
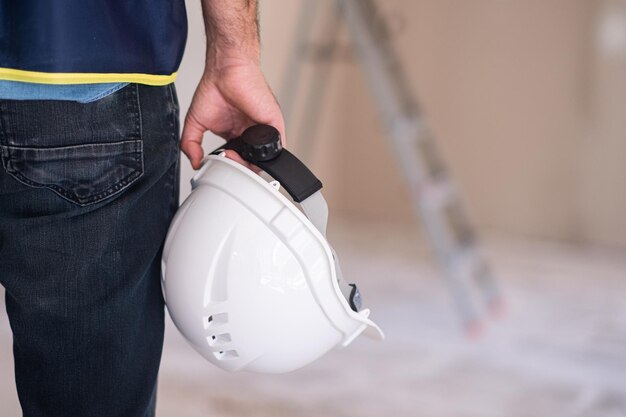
135,83,143,143
167,83,177,144
1,141,144,206
0,101,8,147
1,140,142,151
0,102,12,176
134,84,145,178
166,83,180,212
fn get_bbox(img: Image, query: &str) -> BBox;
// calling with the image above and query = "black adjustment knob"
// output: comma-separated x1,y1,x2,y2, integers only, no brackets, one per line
240,125,283,162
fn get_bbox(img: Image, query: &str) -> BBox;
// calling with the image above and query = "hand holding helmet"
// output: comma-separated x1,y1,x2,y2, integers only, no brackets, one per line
162,125,384,373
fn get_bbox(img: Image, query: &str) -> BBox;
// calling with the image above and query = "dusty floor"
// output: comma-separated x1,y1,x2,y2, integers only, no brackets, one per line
1,218,625,417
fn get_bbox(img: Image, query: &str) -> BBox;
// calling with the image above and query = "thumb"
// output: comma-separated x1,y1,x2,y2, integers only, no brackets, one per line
180,114,206,170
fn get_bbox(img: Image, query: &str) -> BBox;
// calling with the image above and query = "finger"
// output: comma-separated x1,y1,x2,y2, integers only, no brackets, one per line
180,114,206,170
268,92,287,147
223,75,287,146
223,149,261,174
251,99,286,147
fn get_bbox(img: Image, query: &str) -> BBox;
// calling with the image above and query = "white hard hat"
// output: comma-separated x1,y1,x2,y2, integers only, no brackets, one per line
161,125,384,373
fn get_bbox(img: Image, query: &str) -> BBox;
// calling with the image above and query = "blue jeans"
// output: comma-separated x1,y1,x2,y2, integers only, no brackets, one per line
0,83,180,417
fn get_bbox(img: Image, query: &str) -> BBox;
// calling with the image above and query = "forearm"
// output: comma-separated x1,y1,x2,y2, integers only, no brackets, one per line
201,0,260,68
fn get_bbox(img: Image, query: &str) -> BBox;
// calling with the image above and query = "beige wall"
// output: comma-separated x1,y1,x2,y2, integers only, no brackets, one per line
177,0,626,249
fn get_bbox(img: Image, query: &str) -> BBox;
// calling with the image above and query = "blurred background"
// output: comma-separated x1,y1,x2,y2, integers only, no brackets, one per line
2,0,626,416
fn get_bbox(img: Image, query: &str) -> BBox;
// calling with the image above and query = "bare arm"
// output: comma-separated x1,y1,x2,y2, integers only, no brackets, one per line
203,0,260,66
181,0,285,169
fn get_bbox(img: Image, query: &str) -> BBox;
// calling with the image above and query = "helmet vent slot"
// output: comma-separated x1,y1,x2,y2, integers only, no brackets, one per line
208,333,232,347
214,350,239,360
206,312,229,328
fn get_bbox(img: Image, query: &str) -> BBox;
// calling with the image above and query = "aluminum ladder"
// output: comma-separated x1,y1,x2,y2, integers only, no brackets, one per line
280,0,502,331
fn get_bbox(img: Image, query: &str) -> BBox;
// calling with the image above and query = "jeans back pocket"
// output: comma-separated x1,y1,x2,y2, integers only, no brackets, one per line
0,84,144,206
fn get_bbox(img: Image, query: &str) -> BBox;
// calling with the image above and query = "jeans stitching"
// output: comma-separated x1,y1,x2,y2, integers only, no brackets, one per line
167,83,180,211
5,167,143,206
168,84,174,135
0,101,13,176
135,83,143,143
2,141,142,151
1,141,144,206
0,100,9,147
134,84,145,179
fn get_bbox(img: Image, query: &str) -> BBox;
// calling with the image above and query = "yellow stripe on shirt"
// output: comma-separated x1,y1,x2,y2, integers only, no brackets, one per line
0,67,177,86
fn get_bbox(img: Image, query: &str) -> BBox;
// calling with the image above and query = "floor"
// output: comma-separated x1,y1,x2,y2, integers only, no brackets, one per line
1,217,625,417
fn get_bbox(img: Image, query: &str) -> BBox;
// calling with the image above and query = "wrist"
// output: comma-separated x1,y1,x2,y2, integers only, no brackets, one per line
206,46,259,68
204,48,261,81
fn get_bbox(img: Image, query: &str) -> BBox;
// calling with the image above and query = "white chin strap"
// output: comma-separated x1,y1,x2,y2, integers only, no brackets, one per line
298,191,328,237
299,191,356,308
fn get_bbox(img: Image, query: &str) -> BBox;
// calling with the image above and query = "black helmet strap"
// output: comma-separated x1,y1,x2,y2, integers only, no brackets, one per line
211,125,323,203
